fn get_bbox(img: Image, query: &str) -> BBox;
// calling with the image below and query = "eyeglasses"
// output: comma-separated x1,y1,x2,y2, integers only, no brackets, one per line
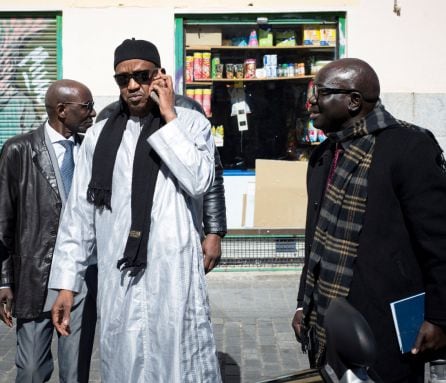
114,69,161,87
63,100,95,112
312,84,357,101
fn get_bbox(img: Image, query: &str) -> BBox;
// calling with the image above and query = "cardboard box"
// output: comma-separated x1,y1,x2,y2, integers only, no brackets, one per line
303,25,320,46
254,159,308,228
320,26,337,46
185,27,222,46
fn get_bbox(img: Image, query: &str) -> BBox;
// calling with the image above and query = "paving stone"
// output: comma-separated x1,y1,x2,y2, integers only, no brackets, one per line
0,271,312,383
258,336,277,346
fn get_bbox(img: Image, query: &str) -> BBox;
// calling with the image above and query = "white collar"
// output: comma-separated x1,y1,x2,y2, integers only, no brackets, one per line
45,121,76,144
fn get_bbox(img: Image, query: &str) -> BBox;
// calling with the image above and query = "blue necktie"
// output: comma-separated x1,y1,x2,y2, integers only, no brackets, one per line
59,140,75,196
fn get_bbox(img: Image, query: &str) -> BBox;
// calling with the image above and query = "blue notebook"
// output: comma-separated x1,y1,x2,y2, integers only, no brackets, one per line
390,292,425,353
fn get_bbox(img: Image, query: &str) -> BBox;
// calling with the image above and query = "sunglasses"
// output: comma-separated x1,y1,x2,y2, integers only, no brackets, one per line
312,84,357,101
312,84,378,103
114,68,164,87
63,100,95,112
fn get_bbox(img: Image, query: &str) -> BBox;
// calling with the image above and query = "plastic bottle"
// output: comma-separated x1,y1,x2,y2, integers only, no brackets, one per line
211,54,220,79
248,29,258,47
216,125,224,139
215,125,224,147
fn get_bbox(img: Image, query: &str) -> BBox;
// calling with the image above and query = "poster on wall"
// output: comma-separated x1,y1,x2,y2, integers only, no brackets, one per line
0,16,59,148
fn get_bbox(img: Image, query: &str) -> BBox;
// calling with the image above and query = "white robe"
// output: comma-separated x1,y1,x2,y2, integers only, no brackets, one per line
49,107,222,383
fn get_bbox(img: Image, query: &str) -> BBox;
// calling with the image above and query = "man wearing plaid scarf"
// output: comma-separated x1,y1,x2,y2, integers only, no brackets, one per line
292,58,446,382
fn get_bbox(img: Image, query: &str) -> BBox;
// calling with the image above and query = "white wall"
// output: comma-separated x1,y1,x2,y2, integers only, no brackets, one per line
346,0,446,93
3,0,446,94
62,7,175,102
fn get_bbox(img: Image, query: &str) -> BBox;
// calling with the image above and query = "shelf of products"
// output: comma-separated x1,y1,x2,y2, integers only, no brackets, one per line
182,19,339,170
186,75,315,85
186,45,335,51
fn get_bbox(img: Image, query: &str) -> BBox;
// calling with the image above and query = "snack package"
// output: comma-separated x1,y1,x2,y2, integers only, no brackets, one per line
202,52,211,79
275,30,296,47
244,59,256,79
225,63,234,79
259,26,273,46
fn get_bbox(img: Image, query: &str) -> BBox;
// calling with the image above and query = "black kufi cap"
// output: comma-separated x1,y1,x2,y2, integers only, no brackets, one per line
114,38,161,69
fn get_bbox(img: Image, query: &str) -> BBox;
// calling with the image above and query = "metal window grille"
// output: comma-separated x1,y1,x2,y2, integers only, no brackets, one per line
217,233,305,270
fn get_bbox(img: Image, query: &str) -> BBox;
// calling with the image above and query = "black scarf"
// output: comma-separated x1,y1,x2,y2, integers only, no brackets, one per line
87,99,162,275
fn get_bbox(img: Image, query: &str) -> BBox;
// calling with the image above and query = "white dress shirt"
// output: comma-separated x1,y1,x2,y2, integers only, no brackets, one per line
45,121,79,167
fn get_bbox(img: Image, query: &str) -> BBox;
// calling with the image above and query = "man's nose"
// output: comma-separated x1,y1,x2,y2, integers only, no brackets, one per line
127,77,140,90
308,94,318,105
305,94,317,111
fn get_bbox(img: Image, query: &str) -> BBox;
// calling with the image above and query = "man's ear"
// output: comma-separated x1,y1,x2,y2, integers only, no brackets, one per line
56,103,67,119
348,91,362,113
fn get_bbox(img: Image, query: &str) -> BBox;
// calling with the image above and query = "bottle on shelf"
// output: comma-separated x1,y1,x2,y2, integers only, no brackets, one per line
186,88,195,100
212,125,224,147
185,55,194,82
193,52,203,80
211,53,221,79
202,88,212,117
248,29,258,47
202,52,211,80
193,88,203,107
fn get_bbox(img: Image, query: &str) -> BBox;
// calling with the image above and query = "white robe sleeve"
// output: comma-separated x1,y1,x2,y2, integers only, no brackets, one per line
147,108,215,198
48,129,97,293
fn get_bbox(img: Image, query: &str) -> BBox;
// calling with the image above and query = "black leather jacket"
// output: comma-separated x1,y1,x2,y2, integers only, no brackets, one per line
96,95,227,236
0,125,75,319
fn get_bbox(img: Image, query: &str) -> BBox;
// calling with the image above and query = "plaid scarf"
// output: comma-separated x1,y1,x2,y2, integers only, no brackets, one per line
301,102,400,366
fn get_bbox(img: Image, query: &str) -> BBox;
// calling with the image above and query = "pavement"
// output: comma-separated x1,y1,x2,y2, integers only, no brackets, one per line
0,270,309,382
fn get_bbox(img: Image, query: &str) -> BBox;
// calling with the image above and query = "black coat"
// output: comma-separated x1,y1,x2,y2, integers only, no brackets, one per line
0,125,80,319
298,125,446,381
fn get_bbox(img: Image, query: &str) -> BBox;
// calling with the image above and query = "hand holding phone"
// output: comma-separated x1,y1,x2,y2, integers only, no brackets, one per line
150,91,160,105
150,68,177,122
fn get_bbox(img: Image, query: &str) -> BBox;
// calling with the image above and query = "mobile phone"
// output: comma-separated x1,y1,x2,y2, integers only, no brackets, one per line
150,91,160,105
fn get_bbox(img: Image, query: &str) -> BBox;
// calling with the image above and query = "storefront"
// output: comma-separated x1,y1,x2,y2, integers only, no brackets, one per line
175,12,345,230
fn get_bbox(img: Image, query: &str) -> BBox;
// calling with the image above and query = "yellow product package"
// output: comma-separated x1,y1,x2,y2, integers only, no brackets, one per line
303,26,320,46
320,26,336,46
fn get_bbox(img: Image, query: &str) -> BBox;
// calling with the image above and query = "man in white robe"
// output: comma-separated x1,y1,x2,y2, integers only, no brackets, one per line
48,38,222,382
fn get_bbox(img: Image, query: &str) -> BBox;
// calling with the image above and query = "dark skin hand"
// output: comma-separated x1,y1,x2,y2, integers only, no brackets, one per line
0,287,13,327
51,289,74,336
412,320,446,355
291,309,303,342
202,234,222,274
148,69,177,123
